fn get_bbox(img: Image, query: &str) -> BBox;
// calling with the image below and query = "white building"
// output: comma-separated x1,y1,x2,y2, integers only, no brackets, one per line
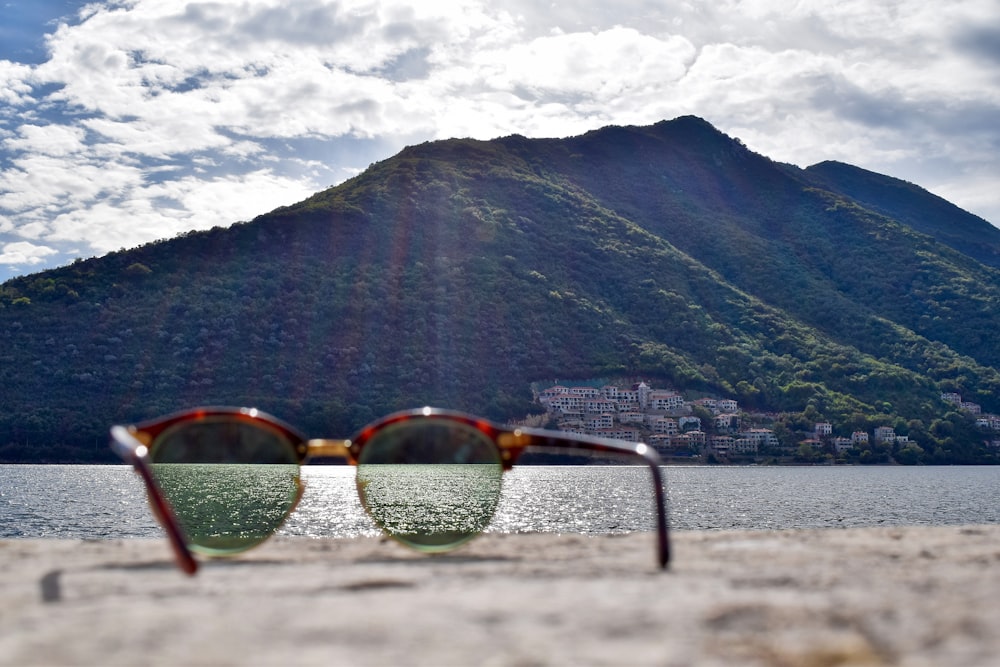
618,411,645,424
732,437,759,455
540,385,569,399
715,413,741,431
544,394,584,413
832,437,854,453
678,415,702,431
636,382,651,409
648,416,680,435
976,416,1000,431
740,428,779,448
585,414,614,431
593,427,641,442
601,385,623,401
709,435,734,455
616,389,639,407
691,398,718,413
648,390,684,412
874,426,896,443
686,431,707,449
584,397,617,414
717,399,739,413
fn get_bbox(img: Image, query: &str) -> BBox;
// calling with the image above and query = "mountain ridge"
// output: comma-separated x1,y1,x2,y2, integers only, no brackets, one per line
804,159,1000,268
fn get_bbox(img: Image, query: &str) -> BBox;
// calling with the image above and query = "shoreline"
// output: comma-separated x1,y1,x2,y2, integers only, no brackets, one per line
2,525,999,666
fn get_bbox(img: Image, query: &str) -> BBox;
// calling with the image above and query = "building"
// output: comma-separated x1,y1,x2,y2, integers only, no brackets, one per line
709,435,735,456
691,398,718,413
618,411,645,424
648,390,684,412
977,416,1000,431
874,426,896,443
668,433,699,451
685,431,707,449
731,437,759,455
647,416,679,435
717,399,739,413
601,385,623,401
636,382,651,409
540,385,570,399
832,437,854,453
647,434,672,454
740,428,779,449
543,393,584,413
593,426,641,442
941,392,962,405
584,397,617,414
678,415,702,431
585,414,614,431
715,413,741,432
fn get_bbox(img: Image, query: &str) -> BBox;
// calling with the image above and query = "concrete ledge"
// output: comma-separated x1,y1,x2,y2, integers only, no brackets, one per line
1,525,999,666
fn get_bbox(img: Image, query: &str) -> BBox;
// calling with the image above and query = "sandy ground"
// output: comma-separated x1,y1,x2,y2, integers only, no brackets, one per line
1,525,998,666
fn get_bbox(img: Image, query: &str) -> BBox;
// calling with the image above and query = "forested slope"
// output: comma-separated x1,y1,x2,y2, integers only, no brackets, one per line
2,116,998,463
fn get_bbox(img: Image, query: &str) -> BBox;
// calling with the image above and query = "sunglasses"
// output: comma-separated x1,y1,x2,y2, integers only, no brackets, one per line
111,406,670,574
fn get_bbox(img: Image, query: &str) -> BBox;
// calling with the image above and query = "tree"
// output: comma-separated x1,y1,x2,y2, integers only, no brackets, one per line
895,443,925,465
125,263,153,278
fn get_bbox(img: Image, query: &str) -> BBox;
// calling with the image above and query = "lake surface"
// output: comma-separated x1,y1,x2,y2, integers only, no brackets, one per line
2,464,999,539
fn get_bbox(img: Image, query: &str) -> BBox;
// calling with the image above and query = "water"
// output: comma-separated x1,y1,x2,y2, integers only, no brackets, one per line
1,464,999,539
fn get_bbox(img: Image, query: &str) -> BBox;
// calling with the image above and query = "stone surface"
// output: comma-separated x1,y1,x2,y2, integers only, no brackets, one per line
1,526,999,665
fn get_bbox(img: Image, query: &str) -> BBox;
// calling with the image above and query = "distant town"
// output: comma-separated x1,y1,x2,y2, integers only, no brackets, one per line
534,381,1000,462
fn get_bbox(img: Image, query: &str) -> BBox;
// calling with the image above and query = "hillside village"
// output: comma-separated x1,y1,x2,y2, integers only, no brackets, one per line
537,382,772,460
536,382,1000,462
942,392,1000,449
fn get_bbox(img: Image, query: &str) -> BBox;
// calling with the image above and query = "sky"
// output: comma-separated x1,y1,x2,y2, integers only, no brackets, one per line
1,1,998,282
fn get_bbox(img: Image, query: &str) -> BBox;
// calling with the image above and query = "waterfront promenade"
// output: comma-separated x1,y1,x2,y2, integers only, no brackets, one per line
1,525,998,666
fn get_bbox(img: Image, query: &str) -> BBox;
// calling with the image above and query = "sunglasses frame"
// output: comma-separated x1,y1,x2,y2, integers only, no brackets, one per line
111,406,671,574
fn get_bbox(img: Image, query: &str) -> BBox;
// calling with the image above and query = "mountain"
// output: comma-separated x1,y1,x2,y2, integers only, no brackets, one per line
804,160,1000,269
2,116,999,463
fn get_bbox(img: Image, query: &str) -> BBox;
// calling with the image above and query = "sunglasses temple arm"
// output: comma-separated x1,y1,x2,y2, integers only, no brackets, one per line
110,426,198,576
645,461,671,569
499,429,671,569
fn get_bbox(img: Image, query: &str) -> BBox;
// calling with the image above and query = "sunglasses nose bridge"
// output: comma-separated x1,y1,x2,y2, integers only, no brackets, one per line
304,439,352,461
494,431,529,467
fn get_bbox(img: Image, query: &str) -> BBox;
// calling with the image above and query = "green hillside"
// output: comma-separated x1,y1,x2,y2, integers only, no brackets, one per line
2,116,999,463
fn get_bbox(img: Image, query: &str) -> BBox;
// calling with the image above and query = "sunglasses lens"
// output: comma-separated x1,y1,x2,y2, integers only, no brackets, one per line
148,418,301,555
356,419,503,552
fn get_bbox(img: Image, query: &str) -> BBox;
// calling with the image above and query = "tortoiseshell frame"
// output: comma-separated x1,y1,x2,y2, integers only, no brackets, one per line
111,406,671,575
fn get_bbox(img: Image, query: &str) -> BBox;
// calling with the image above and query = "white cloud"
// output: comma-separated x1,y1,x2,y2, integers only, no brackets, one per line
0,60,35,106
0,240,58,265
41,168,319,252
1,0,998,281
4,123,88,156
0,151,144,219
480,28,696,98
